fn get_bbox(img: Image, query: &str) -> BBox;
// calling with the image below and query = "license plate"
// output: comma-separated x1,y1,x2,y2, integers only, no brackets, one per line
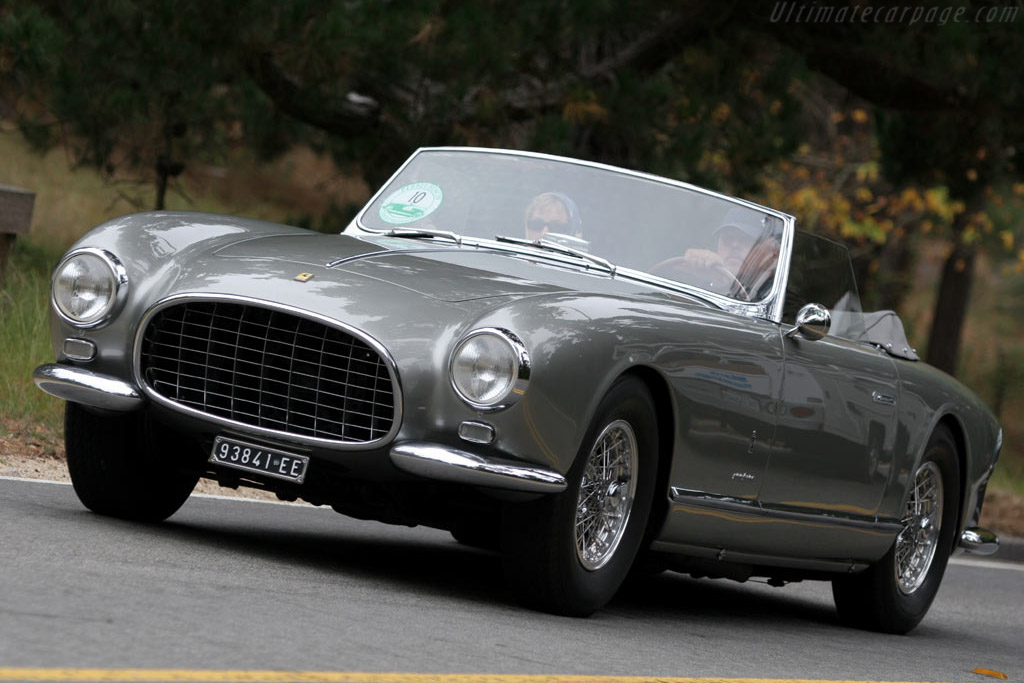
209,436,309,484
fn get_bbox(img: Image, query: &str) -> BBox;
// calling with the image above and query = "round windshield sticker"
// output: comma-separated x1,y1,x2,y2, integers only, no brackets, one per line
379,182,443,225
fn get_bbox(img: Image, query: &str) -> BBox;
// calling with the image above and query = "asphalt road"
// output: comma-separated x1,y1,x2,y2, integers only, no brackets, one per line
1,477,1021,682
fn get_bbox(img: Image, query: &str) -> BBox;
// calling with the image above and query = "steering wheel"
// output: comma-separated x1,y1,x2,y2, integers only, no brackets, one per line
648,256,750,301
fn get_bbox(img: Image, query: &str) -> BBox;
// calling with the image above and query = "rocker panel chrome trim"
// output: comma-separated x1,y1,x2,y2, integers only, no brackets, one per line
669,486,901,533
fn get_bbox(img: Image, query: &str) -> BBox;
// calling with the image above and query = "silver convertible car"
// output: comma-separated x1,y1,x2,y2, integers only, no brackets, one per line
35,147,1001,633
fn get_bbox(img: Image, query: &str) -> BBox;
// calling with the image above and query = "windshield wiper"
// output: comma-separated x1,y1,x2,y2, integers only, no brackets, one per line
328,228,463,267
383,227,462,245
494,235,616,275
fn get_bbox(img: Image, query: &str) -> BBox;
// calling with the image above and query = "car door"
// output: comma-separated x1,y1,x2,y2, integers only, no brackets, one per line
665,312,784,503
757,230,897,521
759,333,898,519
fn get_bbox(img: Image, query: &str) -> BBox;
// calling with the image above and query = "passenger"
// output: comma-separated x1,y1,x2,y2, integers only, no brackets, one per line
524,192,583,242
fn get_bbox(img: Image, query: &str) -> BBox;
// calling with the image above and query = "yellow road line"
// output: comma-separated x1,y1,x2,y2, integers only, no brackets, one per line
0,671,971,683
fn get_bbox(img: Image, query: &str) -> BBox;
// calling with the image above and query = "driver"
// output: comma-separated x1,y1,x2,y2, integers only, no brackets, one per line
651,207,780,299
683,208,766,273
524,192,583,242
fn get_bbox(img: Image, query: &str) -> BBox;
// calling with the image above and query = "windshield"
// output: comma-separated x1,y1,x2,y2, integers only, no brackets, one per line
356,149,786,303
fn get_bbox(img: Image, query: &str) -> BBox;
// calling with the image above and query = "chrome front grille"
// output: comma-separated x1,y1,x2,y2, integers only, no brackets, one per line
139,300,396,443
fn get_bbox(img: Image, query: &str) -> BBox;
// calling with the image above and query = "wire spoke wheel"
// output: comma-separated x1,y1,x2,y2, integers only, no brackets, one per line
895,460,943,594
501,376,657,616
575,419,638,571
831,425,958,634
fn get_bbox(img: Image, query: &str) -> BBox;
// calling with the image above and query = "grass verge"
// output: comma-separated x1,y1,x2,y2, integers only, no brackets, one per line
0,241,64,433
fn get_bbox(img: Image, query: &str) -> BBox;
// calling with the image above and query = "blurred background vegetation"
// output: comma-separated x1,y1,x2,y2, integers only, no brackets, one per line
0,0,1022,494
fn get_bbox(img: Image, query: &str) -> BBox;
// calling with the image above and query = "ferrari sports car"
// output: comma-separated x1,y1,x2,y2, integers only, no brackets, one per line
35,147,1000,633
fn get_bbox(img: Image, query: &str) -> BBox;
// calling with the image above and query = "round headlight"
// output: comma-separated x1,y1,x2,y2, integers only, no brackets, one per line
52,249,127,327
450,328,530,410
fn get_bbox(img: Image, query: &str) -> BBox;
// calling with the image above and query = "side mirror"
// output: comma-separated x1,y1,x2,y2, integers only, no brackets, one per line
787,303,831,340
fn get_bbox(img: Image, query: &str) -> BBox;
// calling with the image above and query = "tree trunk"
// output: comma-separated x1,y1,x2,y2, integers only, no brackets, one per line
873,229,914,312
155,166,168,211
925,236,976,377
0,233,15,289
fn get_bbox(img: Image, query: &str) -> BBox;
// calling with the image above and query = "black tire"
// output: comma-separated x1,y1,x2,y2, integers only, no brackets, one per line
832,425,960,634
501,375,659,616
450,516,501,551
65,403,199,522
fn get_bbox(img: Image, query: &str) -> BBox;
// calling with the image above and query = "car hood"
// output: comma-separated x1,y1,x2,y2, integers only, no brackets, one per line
213,232,635,303
140,231,662,376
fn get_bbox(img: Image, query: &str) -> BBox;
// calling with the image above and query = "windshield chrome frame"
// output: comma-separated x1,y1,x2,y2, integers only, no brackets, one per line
351,147,795,323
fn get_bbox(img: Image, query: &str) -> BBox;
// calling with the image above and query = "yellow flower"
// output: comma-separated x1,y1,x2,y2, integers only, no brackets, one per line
562,98,609,124
856,162,880,183
900,188,925,212
1000,230,1015,251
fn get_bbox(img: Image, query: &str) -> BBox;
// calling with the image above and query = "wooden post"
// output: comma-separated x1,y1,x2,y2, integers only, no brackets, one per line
0,185,36,288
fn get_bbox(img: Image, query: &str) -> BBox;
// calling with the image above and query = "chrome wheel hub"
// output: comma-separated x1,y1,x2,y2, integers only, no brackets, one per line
575,419,638,571
895,460,943,595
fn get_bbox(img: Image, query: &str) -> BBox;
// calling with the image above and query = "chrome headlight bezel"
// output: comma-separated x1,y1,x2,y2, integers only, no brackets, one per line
51,247,129,328
449,327,530,411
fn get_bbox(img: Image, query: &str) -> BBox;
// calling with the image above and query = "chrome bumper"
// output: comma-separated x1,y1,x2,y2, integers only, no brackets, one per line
33,364,144,412
390,442,567,494
959,527,1000,556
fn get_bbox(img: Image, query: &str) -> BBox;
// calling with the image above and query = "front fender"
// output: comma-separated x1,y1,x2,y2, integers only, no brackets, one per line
883,359,1001,534
432,293,677,476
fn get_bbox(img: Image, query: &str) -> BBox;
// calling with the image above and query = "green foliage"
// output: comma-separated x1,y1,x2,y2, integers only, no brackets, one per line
3,0,810,192
990,454,1024,498
2,0,256,207
0,242,64,431
3,1,1021,197
0,1,64,79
